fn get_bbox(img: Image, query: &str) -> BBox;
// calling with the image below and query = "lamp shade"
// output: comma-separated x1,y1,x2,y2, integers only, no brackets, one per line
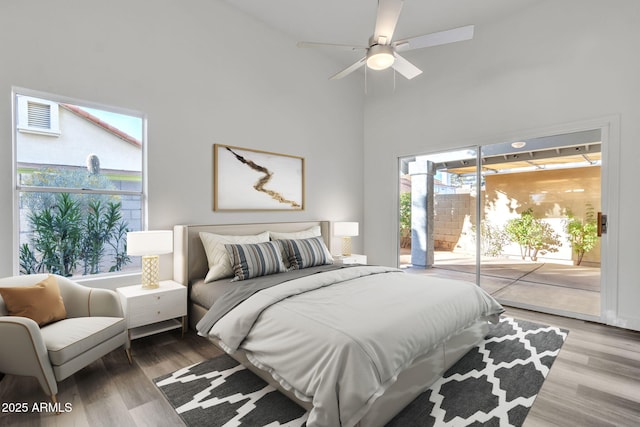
127,230,173,256
334,222,359,237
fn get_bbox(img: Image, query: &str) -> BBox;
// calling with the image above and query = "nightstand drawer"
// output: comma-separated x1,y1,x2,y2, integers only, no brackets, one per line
125,289,182,312
129,303,185,328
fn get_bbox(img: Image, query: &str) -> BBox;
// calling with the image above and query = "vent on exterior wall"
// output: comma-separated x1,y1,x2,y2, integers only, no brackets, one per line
27,101,52,129
16,95,60,136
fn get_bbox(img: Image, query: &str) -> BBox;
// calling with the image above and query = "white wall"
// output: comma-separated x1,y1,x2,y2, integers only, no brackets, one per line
363,0,640,329
0,0,365,284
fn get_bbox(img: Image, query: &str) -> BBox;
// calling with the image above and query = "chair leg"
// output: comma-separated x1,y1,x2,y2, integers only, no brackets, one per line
125,348,133,364
51,394,61,415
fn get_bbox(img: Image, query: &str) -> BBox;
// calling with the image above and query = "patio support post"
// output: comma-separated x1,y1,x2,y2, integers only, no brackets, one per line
408,160,435,268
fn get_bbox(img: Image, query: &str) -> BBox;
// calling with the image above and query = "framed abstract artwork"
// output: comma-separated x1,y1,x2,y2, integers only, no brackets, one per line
214,144,305,211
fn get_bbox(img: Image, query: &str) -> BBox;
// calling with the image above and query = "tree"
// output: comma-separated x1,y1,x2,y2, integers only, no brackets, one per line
564,205,598,265
505,208,561,262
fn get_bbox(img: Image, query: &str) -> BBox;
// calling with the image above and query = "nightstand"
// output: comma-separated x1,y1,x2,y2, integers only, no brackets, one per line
333,254,367,265
117,280,187,340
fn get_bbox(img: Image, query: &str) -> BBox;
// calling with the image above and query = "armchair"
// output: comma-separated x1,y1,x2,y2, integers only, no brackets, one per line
0,274,131,404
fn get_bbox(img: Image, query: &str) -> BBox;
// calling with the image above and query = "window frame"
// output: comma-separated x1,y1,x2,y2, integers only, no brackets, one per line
12,86,148,279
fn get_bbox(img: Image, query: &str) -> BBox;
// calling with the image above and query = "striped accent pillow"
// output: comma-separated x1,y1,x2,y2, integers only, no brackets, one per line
225,241,286,281
282,237,334,270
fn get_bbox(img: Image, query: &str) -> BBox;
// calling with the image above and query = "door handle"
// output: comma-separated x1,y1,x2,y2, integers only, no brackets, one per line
597,212,607,237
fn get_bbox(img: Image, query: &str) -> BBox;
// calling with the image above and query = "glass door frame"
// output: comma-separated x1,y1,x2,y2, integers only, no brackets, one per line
397,117,620,324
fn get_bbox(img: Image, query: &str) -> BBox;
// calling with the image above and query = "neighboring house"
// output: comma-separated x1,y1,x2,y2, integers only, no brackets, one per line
16,96,141,185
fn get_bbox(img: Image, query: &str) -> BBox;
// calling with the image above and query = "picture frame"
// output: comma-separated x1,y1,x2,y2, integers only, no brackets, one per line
213,144,305,211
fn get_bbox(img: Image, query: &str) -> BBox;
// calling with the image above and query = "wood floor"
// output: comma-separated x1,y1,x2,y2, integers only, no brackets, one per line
1,307,639,427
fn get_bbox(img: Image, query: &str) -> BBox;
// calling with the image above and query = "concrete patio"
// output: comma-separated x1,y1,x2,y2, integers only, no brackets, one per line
401,251,601,318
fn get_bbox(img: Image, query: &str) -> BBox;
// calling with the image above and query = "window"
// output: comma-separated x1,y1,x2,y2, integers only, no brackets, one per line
14,89,145,277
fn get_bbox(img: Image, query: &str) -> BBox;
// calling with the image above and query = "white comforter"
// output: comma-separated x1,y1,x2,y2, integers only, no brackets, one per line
208,266,503,427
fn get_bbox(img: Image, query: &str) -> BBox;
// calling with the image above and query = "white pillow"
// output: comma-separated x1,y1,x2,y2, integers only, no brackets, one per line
199,231,270,283
269,225,321,240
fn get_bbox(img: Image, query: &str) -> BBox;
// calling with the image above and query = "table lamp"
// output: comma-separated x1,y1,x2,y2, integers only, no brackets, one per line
334,222,359,256
127,230,173,289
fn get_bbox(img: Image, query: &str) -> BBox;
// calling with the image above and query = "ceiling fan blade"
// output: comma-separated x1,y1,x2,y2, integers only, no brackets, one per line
392,53,423,80
297,41,367,51
395,25,474,52
373,0,404,44
329,57,366,80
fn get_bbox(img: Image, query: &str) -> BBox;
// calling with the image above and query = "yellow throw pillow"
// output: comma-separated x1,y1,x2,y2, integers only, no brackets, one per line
0,275,67,326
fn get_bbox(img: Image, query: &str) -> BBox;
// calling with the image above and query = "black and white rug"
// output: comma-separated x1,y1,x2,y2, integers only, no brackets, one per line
154,317,568,427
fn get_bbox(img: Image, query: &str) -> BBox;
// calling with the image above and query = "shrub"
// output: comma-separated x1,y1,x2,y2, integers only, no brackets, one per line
505,208,561,261
564,205,598,265
20,193,130,276
399,192,412,248
475,221,510,257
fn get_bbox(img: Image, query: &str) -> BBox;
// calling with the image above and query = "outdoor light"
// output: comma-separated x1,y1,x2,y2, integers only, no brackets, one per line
334,222,359,256
127,230,173,289
366,45,395,70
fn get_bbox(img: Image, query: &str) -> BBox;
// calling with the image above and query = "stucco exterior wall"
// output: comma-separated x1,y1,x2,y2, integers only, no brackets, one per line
430,166,601,265
485,166,601,265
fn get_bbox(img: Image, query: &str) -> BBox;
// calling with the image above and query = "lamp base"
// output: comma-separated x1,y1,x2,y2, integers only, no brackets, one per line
141,255,160,289
341,236,352,257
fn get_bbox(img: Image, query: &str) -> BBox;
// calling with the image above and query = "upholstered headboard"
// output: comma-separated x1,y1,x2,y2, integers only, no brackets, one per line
173,221,331,286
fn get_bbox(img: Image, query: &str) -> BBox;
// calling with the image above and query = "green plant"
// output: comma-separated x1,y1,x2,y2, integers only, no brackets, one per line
26,192,83,276
564,205,598,265
20,193,131,276
474,221,509,257
399,192,412,247
19,243,42,274
108,221,131,272
505,208,561,261
80,200,128,275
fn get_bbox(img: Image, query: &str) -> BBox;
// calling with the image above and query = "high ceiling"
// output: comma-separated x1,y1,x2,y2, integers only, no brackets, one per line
223,0,539,67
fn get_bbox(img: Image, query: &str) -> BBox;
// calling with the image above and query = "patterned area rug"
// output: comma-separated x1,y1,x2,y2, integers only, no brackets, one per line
154,317,568,427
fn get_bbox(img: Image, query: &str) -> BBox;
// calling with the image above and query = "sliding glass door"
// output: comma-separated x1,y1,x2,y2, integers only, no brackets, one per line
399,129,602,321
478,131,601,320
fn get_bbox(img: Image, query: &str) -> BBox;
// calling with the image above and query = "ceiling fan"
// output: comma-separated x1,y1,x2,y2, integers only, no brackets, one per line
297,0,474,80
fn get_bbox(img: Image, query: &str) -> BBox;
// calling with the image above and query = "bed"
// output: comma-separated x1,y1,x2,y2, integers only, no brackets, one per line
173,221,503,427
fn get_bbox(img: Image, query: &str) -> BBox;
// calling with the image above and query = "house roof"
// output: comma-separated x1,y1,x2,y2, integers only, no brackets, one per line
60,103,142,148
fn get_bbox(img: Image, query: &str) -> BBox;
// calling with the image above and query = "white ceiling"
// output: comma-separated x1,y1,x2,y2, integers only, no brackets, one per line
223,0,539,66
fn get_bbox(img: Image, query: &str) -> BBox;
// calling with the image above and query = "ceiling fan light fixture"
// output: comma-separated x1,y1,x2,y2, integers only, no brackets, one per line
366,44,395,70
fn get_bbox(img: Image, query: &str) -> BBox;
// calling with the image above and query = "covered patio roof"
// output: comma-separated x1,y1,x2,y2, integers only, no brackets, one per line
402,129,602,176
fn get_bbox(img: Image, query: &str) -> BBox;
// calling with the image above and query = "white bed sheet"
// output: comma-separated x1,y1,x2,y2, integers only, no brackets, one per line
208,266,503,427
